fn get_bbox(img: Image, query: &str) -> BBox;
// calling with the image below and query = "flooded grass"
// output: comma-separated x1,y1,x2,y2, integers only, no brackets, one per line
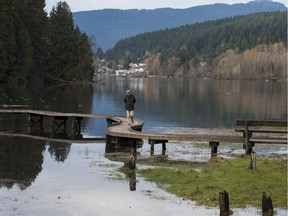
138,155,287,208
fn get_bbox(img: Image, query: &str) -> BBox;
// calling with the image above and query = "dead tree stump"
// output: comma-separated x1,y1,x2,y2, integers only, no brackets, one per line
262,192,273,216
250,151,256,169
219,190,229,216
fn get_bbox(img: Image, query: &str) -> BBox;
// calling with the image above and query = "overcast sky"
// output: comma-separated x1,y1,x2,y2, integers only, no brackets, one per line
44,0,287,13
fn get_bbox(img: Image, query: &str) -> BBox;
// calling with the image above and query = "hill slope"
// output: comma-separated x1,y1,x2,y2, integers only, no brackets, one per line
73,0,286,50
105,12,287,80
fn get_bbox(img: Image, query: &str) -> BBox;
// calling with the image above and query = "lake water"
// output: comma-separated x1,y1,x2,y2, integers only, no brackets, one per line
0,76,287,216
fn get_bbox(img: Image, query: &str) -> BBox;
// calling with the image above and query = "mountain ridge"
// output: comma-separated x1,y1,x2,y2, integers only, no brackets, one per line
72,0,287,50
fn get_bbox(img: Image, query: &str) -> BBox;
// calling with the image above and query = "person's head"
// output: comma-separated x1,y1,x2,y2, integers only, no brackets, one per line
126,89,131,95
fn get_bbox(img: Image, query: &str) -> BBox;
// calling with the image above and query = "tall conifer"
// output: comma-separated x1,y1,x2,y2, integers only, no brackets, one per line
47,2,94,82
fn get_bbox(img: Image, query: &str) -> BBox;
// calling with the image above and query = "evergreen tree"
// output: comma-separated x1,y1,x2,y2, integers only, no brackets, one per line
47,2,94,82
10,19,34,86
0,0,94,86
0,0,17,82
0,0,34,86
21,0,48,75
77,33,95,80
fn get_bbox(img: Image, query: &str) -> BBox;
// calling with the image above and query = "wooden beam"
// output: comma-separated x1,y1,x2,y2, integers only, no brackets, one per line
236,119,287,127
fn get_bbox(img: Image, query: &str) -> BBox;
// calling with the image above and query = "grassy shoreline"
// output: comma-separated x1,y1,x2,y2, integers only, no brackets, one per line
137,155,287,209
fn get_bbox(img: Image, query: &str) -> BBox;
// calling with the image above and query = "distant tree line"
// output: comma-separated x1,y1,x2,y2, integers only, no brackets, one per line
104,11,287,79
0,0,94,87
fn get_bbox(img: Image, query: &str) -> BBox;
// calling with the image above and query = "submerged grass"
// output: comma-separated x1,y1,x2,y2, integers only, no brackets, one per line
138,156,287,208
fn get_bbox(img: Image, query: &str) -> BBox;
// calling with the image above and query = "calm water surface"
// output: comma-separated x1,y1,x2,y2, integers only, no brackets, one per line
0,76,287,215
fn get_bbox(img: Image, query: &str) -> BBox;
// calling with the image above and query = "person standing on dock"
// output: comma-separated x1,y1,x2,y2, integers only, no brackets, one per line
124,89,136,125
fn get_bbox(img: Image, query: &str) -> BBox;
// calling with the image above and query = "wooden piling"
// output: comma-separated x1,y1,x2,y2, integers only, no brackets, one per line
250,151,256,170
148,140,168,156
262,192,273,216
209,142,219,157
244,121,249,154
162,142,166,155
150,142,154,156
72,117,83,138
28,113,44,134
219,190,230,216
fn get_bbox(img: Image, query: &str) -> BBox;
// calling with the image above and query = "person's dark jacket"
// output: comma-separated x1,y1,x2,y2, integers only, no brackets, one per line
124,94,136,111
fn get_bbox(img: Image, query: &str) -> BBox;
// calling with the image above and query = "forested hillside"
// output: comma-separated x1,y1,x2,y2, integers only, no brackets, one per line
73,0,286,50
0,0,94,87
105,12,287,79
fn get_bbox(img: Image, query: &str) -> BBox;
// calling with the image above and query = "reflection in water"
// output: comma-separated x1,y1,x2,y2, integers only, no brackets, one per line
87,77,287,134
0,77,286,134
0,137,45,190
105,135,142,191
0,136,72,190
123,168,137,192
47,142,71,162
0,78,286,215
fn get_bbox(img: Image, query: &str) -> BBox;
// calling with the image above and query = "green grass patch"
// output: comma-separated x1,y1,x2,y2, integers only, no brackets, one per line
89,161,119,168
138,156,287,208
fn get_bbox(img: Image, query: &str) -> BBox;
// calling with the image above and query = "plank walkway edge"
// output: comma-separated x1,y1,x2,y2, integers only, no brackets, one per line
1,109,286,145
106,116,245,143
0,131,105,144
0,109,111,118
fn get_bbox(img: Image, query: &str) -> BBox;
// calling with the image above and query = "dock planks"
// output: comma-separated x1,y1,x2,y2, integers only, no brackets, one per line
1,109,286,151
106,116,244,144
0,109,110,118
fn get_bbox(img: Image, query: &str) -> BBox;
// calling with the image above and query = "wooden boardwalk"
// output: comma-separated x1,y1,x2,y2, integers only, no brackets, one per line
0,109,109,143
106,116,243,143
0,109,286,155
0,108,110,118
106,116,244,156
0,131,105,144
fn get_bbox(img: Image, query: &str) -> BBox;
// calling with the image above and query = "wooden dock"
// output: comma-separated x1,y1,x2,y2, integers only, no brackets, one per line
0,109,110,143
0,108,110,118
106,117,287,156
106,116,244,156
0,131,105,144
0,109,286,156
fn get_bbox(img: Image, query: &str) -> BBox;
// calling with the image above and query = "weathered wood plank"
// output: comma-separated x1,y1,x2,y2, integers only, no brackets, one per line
0,109,110,118
235,119,287,154
106,116,244,143
2,109,286,147
235,129,287,134
250,138,287,144
0,131,105,143
236,119,287,127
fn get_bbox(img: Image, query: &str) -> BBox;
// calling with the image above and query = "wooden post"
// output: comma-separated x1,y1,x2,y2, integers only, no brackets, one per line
162,142,166,155
149,140,168,156
209,142,219,157
250,151,256,170
150,142,154,156
219,190,230,216
28,114,44,134
244,121,251,154
106,118,112,125
72,117,83,137
262,192,273,216
244,121,254,154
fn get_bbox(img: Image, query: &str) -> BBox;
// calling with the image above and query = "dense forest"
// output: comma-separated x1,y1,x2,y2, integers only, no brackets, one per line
104,11,287,79
0,0,94,87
